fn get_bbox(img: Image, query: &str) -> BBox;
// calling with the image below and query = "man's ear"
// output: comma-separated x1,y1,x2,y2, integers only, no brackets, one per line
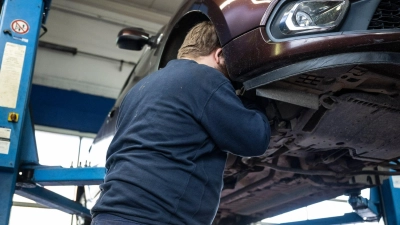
214,48,223,64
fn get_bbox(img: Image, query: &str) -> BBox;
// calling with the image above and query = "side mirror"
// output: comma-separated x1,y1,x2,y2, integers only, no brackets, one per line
117,27,154,51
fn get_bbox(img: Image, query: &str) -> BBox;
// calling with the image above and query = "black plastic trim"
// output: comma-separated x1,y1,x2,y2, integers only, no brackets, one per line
243,52,400,90
340,0,381,31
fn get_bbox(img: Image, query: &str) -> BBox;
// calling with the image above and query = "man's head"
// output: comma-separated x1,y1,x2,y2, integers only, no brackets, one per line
177,21,229,78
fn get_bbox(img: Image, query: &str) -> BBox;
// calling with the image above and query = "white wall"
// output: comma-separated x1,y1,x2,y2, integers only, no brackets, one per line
34,48,134,99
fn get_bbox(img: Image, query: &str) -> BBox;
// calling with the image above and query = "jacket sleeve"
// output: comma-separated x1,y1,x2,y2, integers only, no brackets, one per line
200,82,271,157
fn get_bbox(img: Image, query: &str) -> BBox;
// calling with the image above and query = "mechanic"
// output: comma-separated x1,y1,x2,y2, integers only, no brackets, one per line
91,21,271,225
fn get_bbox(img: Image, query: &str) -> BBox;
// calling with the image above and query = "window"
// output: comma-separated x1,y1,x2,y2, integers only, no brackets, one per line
9,129,94,225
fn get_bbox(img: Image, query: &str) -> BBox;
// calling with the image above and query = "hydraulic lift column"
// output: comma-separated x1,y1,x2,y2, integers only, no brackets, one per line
0,0,45,224
0,3,106,224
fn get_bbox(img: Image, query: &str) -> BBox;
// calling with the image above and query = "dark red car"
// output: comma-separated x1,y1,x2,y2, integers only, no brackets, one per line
85,0,400,224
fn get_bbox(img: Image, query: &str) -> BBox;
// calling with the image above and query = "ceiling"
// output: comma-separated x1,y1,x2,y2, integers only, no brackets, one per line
34,0,185,99
108,0,184,17
55,0,184,34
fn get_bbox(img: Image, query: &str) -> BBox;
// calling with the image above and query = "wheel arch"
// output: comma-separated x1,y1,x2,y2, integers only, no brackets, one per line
159,11,214,68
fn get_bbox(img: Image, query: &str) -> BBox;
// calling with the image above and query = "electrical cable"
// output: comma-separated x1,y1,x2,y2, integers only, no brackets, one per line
39,25,47,38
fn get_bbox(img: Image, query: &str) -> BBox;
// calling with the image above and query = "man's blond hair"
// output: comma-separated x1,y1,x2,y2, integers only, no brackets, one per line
177,21,221,59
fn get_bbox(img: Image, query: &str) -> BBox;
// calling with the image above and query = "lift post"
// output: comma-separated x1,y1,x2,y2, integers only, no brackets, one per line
0,0,45,223
380,176,400,225
0,1,105,224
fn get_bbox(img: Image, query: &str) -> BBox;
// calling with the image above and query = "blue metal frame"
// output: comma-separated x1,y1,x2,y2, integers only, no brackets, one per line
32,167,106,186
0,0,44,223
0,1,106,224
380,176,400,225
15,185,91,218
19,111,39,165
348,187,380,221
277,176,400,225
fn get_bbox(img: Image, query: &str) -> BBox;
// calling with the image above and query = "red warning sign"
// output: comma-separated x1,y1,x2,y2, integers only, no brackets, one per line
11,20,29,35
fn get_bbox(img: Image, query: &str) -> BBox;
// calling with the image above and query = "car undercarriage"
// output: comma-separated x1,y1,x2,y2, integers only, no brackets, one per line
214,63,400,224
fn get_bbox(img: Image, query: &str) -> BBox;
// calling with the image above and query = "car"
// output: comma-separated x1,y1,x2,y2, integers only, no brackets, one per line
82,0,400,224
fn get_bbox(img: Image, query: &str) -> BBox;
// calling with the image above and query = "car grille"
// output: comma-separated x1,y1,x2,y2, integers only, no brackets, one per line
368,0,400,29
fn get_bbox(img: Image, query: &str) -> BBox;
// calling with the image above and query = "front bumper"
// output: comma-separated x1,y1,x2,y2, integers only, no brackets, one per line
224,27,400,86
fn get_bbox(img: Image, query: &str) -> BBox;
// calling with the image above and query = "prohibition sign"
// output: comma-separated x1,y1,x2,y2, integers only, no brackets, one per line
11,20,29,35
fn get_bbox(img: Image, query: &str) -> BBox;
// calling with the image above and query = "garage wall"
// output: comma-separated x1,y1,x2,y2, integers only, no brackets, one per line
30,85,115,133
33,47,133,99
33,0,165,99
29,0,181,132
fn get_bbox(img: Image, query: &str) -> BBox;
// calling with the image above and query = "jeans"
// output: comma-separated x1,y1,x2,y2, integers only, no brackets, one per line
91,213,145,225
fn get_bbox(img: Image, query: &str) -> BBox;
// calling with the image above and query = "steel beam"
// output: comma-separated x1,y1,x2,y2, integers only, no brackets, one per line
32,167,106,186
380,176,400,225
15,185,91,218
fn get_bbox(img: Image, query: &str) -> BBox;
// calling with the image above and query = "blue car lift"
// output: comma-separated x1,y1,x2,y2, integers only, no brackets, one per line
0,1,105,224
277,176,400,225
0,1,399,225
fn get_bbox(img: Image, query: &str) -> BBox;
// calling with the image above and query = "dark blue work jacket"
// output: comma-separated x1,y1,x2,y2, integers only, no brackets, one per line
92,59,270,225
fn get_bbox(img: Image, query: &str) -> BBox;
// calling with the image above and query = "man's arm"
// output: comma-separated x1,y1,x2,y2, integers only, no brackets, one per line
200,82,271,157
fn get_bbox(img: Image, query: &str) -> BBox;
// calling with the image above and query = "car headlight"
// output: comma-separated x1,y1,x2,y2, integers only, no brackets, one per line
278,0,349,35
